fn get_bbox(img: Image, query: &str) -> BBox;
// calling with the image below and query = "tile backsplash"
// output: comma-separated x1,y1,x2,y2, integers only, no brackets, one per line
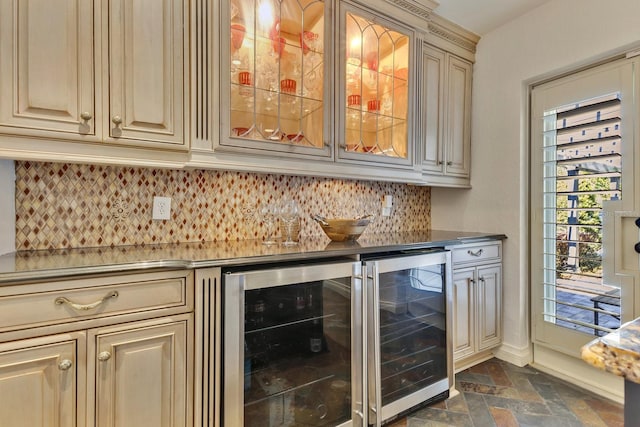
15,162,431,250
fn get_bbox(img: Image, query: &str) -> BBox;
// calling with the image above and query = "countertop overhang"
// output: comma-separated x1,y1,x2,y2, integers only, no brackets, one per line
0,230,506,284
582,317,640,384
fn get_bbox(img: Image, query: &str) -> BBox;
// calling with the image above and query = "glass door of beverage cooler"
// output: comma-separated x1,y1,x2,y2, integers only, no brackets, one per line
364,251,452,426
223,260,364,427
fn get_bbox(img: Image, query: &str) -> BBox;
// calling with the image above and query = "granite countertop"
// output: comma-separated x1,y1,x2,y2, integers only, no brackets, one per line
0,230,505,284
582,317,640,384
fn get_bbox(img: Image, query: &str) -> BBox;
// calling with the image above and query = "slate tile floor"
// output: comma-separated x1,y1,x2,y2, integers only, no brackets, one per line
388,358,623,427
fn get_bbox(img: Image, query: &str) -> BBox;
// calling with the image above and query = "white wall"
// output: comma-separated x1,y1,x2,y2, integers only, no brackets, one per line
431,0,640,364
0,160,14,255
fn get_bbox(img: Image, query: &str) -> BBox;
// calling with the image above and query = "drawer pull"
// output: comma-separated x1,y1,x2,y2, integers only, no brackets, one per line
98,351,112,362
55,291,119,311
467,248,484,257
58,359,73,371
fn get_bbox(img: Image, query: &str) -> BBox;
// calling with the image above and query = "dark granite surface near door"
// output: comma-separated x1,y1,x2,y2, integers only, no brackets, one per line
388,358,622,427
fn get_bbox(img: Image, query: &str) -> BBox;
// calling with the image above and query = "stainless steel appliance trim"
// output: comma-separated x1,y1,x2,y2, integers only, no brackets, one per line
366,250,452,424
223,260,360,426
352,262,364,427
366,261,383,427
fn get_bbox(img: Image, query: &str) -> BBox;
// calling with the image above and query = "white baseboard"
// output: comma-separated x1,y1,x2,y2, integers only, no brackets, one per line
493,342,533,367
532,344,623,404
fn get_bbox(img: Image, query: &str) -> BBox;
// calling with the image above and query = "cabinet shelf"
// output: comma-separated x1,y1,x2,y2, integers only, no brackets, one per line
231,84,323,120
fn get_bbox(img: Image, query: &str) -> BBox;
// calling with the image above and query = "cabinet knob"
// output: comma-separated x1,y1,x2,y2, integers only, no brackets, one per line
98,351,112,362
635,242,640,254
58,359,73,371
80,112,93,121
635,218,640,228
112,115,123,126
437,161,443,165
446,161,453,166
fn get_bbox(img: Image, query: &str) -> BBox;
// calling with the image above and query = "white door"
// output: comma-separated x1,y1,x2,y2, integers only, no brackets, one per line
0,0,96,137
91,316,192,427
531,57,639,356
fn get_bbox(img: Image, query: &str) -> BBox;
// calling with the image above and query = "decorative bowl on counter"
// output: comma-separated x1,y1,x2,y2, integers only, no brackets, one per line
312,215,372,242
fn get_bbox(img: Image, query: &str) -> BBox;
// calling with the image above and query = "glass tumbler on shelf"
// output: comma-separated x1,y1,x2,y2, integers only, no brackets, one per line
279,199,300,246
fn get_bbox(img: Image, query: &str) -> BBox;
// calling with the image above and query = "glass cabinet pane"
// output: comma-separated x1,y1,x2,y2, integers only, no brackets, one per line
229,0,325,148
344,12,410,158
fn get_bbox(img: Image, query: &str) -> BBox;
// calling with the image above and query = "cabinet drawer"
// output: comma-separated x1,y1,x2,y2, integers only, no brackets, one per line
451,242,501,265
0,271,193,333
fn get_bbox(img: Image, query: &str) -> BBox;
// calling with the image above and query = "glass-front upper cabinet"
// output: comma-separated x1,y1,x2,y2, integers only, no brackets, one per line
221,0,330,156
337,3,414,166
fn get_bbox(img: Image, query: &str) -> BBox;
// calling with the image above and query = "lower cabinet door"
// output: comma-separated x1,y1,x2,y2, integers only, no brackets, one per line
476,264,502,351
452,268,475,361
0,333,84,427
91,315,192,427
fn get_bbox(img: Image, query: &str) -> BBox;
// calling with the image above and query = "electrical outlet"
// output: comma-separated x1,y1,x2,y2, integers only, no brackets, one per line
152,196,171,220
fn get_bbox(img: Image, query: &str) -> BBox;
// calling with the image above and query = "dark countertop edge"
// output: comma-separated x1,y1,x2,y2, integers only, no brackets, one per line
0,232,506,285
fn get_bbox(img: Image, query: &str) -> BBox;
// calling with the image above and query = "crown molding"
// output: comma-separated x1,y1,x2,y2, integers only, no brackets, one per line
428,14,479,54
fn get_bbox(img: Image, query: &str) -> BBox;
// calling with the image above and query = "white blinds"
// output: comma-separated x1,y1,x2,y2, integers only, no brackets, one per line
541,93,622,336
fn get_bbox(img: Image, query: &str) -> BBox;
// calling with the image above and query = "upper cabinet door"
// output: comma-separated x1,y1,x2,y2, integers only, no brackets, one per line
444,55,472,177
107,0,187,147
420,44,446,175
337,3,414,167
220,0,330,157
0,0,96,138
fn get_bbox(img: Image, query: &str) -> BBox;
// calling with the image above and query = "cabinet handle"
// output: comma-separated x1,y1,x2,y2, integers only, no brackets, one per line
55,290,118,311
80,112,93,121
467,278,475,285
467,248,483,257
437,161,443,165
112,115,123,126
58,359,73,371
479,277,485,283
98,351,112,362
447,161,453,166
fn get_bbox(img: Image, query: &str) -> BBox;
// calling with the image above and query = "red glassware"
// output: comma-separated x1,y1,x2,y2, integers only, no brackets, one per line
348,94,361,107
365,51,379,71
367,99,381,112
299,31,318,55
272,36,286,57
238,71,253,86
230,23,246,51
280,78,297,94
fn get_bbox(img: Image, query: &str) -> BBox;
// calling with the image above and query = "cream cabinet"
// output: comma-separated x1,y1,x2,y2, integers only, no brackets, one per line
0,334,85,427
448,241,502,371
0,270,195,427
420,43,472,187
0,0,188,150
190,0,476,184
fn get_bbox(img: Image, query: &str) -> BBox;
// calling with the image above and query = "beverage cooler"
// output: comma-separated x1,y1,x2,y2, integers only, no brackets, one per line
222,250,452,427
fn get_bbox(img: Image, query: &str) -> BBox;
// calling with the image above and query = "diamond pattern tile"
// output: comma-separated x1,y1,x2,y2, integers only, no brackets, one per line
14,162,431,250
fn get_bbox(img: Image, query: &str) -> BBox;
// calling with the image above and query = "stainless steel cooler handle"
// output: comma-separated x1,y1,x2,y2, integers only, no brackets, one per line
367,262,383,427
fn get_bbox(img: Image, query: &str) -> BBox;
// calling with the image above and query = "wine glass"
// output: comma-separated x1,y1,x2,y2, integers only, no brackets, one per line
279,199,300,246
260,202,278,245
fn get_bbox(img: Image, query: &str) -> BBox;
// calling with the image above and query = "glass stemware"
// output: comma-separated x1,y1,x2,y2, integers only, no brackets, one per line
260,202,279,245
279,199,300,246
